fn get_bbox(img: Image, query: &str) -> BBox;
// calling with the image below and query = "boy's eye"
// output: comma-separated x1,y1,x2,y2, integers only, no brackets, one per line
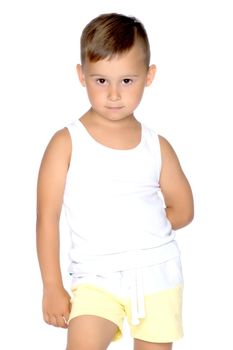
97,78,106,85
122,79,132,85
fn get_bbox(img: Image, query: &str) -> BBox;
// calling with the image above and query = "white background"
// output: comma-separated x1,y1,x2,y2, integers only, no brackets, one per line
0,0,232,349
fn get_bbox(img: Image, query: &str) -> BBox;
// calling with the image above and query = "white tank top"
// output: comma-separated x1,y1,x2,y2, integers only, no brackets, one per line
63,119,180,275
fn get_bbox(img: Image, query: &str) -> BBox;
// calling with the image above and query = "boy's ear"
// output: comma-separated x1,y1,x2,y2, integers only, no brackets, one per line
76,64,86,86
145,64,156,86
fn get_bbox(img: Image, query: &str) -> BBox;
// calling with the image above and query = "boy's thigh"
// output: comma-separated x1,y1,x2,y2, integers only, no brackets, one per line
67,315,118,350
69,284,125,342
134,339,172,350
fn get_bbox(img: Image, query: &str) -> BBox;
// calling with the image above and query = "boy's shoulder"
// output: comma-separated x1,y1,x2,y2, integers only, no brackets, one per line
142,122,162,144
46,127,71,156
141,122,158,136
51,127,71,143
141,123,175,156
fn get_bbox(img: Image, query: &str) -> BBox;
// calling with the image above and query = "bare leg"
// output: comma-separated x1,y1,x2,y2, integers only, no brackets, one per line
66,315,119,350
134,339,172,350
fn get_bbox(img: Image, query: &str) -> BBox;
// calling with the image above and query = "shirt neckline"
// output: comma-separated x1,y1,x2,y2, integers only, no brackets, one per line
77,119,144,152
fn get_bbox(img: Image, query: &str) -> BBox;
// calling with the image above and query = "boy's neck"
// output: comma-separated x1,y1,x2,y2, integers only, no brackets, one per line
80,108,139,130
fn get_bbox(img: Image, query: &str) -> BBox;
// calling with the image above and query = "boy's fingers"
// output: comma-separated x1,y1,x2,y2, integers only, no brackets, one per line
62,315,69,328
64,310,70,321
54,315,66,328
50,315,59,327
43,311,69,328
44,313,50,325
44,314,58,327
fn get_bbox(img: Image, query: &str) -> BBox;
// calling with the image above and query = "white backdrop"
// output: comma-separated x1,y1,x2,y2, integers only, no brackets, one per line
0,0,232,349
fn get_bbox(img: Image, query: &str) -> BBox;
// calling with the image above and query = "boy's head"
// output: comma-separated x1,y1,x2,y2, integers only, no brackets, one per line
80,13,150,68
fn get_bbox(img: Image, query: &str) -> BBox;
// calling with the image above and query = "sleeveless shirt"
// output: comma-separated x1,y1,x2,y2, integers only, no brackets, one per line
63,119,180,276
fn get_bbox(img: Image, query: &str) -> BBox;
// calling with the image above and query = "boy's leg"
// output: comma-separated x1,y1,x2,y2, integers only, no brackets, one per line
134,339,172,350
66,315,118,350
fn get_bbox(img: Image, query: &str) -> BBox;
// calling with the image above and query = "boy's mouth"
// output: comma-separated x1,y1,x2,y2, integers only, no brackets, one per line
105,106,124,110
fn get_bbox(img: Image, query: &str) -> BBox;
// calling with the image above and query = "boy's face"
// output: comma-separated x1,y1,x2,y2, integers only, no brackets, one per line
77,43,156,122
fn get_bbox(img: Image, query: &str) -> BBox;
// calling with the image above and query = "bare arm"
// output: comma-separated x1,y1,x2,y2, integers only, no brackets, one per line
36,127,71,328
159,136,194,230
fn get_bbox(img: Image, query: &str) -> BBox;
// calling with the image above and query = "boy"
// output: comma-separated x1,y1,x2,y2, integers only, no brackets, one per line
36,13,194,350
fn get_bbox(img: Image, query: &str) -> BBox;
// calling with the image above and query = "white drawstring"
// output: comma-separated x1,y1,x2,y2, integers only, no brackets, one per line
128,269,145,326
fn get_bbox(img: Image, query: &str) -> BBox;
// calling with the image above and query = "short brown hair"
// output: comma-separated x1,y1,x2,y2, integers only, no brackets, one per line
80,13,151,67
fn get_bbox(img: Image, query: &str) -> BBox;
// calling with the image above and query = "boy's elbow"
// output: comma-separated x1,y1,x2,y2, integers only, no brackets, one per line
166,205,194,230
176,206,194,229
183,210,194,227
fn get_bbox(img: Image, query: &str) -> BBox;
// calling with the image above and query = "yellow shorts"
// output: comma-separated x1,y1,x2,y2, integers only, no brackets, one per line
69,284,183,343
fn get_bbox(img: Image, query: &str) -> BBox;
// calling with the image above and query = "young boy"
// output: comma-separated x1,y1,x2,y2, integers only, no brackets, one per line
36,13,194,350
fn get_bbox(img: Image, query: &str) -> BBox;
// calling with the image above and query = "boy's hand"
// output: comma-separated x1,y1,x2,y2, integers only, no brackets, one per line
42,287,71,328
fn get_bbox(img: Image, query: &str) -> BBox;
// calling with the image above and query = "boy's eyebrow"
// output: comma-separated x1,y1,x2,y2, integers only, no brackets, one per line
89,74,140,78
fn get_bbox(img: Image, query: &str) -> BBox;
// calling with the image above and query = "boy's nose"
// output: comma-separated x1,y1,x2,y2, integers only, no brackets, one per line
107,84,121,101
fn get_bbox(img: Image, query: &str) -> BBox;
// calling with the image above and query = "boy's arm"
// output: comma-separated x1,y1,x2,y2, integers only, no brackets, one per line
159,135,194,230
36,128,71,328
